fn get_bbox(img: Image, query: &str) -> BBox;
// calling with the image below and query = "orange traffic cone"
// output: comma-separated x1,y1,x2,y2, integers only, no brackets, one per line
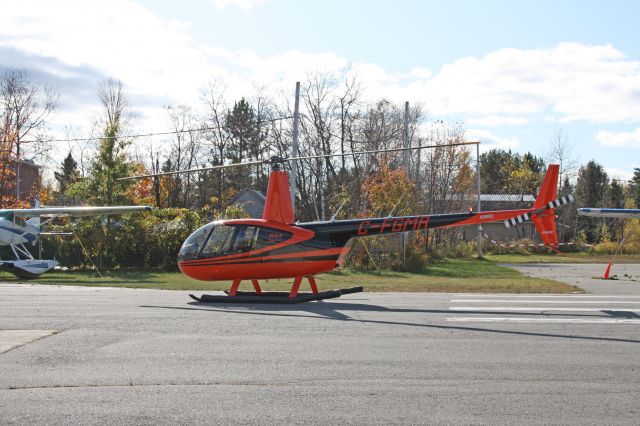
602,261,613,279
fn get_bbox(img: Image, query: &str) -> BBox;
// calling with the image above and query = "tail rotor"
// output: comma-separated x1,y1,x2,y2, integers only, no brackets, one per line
503,165,574,248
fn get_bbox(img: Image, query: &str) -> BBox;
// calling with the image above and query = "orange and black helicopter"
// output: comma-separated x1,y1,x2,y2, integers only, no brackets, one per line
125,143,572,303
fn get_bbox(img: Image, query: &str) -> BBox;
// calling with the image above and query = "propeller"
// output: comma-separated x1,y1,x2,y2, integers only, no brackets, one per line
504,194,574,228
118,141,479,180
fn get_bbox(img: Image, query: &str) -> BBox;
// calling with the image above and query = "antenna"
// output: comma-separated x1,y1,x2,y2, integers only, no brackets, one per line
386,193,406,218
329,200,347,222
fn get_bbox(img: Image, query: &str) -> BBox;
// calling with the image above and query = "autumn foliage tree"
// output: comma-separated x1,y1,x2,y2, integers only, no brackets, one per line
0,68,57,207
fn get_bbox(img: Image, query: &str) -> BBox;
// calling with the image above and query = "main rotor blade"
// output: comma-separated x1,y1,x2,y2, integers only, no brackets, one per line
119,159,266,180
283,141,479,162
120,141,479,180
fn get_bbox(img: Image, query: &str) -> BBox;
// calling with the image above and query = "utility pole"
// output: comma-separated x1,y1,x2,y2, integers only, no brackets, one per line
402,101,410,269
476,142,483,258
290,82,300,212
403,101,410,170
16,141,20,201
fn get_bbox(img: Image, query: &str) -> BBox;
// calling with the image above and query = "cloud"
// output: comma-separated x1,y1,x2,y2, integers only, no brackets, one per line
465,129,519,152
595,128,640,147
419,43,640,123
604,167,634,181
467,115,530,126
212,0,266,12
2,1,640,141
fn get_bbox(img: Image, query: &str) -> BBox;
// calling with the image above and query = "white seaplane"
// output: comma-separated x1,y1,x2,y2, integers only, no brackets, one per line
0,204,151,278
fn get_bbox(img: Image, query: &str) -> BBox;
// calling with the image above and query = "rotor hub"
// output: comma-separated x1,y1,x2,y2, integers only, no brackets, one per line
270,156,286,171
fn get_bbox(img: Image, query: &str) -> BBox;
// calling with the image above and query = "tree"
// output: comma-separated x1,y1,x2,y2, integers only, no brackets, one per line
68,78,134,269
547,128,577,190
575,161,609,243
79,78,133,206
225,98,261,192
0,68,57,206
480,149,545,195
54,151,80,194
480,149,518,194
163,105,203,208
630,167,640,208
606,179,625,240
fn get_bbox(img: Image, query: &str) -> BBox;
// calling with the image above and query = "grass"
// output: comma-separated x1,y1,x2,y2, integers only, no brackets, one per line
0,257,582,294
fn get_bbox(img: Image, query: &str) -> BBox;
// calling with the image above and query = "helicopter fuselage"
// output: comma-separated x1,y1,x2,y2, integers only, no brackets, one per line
177,208,532,281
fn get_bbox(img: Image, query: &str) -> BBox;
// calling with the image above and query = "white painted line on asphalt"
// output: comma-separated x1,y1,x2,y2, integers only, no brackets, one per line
450,300,640,304
449,307,640,312
446,317,640,324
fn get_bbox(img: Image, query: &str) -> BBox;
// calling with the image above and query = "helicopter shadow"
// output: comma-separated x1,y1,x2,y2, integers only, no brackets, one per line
139,299,640,345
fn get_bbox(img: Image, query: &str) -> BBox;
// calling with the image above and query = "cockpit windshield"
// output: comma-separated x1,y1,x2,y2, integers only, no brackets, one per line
178,223,215,261
178,223,293,261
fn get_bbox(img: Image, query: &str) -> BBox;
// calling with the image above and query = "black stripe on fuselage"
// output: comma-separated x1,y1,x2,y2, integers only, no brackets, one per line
299,212,473,245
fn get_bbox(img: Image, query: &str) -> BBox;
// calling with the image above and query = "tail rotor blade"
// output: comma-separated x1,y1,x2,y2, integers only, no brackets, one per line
504,213,530,228
545,194,574,209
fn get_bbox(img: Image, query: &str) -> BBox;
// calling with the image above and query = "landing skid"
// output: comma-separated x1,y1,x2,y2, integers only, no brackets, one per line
190,286,363,304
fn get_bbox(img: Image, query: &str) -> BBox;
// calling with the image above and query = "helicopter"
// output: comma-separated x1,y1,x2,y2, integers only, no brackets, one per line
124,143,573,303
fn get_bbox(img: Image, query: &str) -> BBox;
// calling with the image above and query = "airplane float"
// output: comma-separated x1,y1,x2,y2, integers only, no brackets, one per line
124,145,573,304
0,205,151,278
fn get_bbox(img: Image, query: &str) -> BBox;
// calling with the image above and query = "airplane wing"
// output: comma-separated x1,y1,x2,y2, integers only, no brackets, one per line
10,206,152,218
577,208,640,219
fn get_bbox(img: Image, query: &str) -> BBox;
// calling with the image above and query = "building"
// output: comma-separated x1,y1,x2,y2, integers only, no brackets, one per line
0,158,41,204
231,189,266,219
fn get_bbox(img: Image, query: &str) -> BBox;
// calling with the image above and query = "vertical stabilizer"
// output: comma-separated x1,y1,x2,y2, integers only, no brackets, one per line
531,164,559,247
26,216,41,229
263,170,295,224
533,164,559,209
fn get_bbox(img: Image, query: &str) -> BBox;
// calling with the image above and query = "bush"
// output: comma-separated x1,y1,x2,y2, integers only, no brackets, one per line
40,208,205,270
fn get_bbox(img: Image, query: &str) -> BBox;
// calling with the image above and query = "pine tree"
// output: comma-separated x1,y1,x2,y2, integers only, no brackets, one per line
630,167,640,207
54,152,80,194
575,161,609,243
225,99,260,191
607,180,625,240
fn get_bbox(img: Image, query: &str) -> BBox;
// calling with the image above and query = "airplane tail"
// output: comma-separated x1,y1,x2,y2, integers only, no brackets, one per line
26,199,42,230
504,164,573,248
26,217,41,229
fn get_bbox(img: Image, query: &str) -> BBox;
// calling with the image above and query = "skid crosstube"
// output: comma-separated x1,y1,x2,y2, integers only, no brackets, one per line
189,286,363,304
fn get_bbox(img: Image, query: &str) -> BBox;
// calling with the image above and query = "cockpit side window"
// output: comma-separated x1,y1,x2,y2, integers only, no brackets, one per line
254,228,292,249
231,226,258,253
199,225,235,258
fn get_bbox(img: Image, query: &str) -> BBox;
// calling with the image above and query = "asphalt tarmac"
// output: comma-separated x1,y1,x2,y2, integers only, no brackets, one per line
1,264,639,425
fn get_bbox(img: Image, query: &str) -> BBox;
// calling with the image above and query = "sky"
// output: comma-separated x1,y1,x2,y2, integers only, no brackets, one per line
1,0,639,180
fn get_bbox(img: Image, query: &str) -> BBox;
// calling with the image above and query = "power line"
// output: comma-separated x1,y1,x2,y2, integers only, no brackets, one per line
18,115,294,144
